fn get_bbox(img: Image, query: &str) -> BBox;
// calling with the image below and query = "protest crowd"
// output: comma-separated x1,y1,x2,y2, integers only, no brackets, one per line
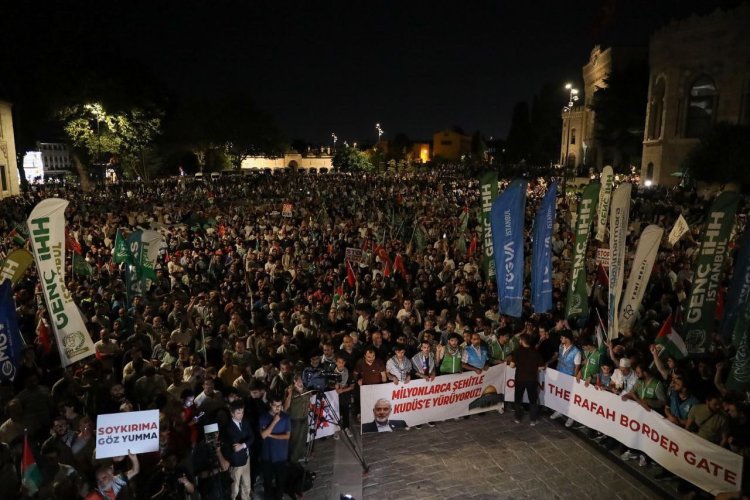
0,167,748,499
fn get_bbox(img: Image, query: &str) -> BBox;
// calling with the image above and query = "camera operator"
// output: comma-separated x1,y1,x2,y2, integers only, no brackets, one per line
246,379,269,489
284,372,309,463
191,425,230,500
146,451,197,500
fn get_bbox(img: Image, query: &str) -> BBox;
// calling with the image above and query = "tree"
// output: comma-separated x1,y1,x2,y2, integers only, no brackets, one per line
589,62,649,172
505,101,535,164
388,132,411,161
470,131,487,163
682,122,750,191
332,146,373,172
58,103,163,183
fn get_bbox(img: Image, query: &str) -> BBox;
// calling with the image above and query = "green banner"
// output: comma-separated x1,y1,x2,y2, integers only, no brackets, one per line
72,252,93,277
565,182,600,320
113,229,131,265
479,171,498,279
0,249,34,285
727,300,750,392
684,191,740,353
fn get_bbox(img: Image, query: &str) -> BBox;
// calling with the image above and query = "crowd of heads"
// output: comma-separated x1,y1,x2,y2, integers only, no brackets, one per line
0,167,748,497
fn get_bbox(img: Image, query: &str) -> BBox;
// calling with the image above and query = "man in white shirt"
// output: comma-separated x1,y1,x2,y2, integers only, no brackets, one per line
610,357,638,395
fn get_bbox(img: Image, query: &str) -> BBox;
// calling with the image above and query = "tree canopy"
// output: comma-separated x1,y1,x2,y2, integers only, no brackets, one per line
332,147,373,172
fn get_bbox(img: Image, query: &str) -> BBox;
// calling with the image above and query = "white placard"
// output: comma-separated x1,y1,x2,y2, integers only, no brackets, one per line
96,409,160,459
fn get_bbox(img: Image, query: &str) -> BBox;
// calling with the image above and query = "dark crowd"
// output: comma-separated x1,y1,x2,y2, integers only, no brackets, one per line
0,168,748,499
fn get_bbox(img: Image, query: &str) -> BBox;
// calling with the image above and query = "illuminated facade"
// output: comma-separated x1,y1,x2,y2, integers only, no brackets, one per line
432,129,471,161
641,3,750,186
0,100,21,198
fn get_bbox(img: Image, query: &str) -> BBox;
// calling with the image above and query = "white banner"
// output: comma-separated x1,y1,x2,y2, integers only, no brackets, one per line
360,365,505,432
608,183,631,340
27,199,96,367
140,230,164,279
308,390,340,441
543,370,743,495
96,409,159,459
668,214,690,246
595,248,610,269
619,225,664,334
595,166,614,242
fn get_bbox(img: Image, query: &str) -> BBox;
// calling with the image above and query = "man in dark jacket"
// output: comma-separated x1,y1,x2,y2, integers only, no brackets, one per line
508,333,545,425
221,399,254,499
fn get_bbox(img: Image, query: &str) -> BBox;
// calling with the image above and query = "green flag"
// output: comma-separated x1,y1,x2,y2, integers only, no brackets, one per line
113,229,131,264
683,191,740,354
565,182,600,320
72,252,93,276
479,171,498,279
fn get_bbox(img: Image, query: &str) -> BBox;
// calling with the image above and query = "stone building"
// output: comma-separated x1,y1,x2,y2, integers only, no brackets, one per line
560,45,646,172
433,129,471,161
641,3,750,186
0,100,21,199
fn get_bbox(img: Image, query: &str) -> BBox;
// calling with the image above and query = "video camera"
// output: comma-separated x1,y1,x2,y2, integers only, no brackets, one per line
302,367,341,391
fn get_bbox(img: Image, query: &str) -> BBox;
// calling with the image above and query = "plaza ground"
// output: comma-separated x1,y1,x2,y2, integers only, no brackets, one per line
302,411,662,500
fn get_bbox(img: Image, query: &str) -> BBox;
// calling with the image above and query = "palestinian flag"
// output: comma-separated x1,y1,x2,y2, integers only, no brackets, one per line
22,433,42,495
346,260,357,287
36,317,52,354
655,316,688,360
65,229,82,255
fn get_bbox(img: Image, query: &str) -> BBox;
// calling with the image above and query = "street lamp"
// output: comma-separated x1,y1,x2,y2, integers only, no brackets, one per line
562,84,579,199
375,123,383,146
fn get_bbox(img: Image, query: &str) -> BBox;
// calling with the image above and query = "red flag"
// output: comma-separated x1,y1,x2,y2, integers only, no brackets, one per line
393,253,407,275
65,230,82,255
467,234,478,258
597,263,609,287
383,259,392,277
36,318,52,354
346,260,356,287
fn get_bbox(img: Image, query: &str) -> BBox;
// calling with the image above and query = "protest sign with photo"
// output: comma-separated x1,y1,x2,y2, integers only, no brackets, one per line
345,247,363,264
360,365,505,431
307,390,340,441
96,409,159,459
282,202,294,218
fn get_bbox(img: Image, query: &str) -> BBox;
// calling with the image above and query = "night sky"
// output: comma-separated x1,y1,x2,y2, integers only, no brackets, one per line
0,0,723,145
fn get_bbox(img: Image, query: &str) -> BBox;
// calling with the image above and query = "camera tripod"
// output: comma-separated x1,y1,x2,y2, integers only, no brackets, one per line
305,390,369,474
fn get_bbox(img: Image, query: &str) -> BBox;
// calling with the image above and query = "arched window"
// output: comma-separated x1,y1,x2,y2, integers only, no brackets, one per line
685,75,716,138
648,78,666,139
570,128,576,145
646,162,654,181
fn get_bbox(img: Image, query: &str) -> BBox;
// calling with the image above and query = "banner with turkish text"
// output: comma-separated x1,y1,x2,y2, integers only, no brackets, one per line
27,199,95,367
532,182,556,313
595,166,614,242
491,179,527,318
0,249,34,286
96,409,159,459
502,366,545,404
359,365,505,431
684,191,740,353
565,183,600,320
619,225,663,334
543,369,742,495
608,183,631,340
479,171,498,279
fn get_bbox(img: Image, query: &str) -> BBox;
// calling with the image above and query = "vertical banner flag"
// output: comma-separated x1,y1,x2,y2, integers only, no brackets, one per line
722,225,750,346
0,281,24,382
532,182,557,313
668,214,690,246
565,183,600,320
595,166,614,242
27,199,96,367
0,249,34,285
727,300,750,392
684,191,740,353
608,183,632,340
113,229,131,264
479,171,498,279
139,230,164,281
619,225,664,334
490,179,527,318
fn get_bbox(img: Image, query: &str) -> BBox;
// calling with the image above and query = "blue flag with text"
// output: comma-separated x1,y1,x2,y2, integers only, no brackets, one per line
491,179,527,318
532,182,557,313
0,280,24,382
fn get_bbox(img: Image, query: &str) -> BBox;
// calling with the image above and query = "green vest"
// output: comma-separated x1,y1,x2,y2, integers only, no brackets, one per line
635,378,660,400
489,337,515,361
440,349,463,374
581,350,601,380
